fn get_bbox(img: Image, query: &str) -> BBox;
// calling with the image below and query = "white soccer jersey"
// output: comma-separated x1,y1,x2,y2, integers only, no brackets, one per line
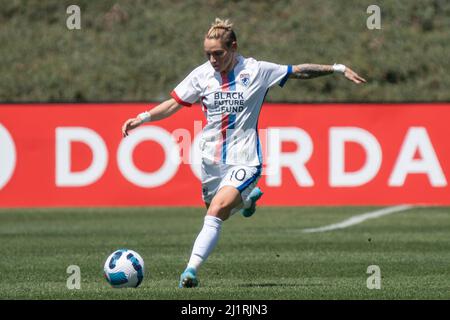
171,55,292,166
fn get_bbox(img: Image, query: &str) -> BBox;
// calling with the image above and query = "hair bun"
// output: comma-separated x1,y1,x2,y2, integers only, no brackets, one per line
205,18,237,47
211,18,233,31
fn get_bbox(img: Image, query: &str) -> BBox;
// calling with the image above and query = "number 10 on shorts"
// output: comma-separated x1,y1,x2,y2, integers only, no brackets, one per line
230,169,247,182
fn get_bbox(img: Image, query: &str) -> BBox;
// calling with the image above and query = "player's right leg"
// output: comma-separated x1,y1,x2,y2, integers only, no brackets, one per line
179,186,241,288
178,202,210,288
179,159,221,288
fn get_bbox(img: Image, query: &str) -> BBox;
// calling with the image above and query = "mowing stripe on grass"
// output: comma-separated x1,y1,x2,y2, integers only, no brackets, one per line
302,205,414,233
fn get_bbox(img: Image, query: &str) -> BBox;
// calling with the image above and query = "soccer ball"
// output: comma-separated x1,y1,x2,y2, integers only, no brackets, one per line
104,249,145,288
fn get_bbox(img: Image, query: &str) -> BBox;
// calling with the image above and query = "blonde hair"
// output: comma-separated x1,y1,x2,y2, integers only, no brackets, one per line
205,18,237,48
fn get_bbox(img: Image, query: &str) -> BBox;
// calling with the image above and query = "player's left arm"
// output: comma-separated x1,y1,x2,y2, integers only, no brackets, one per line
290,63,367,84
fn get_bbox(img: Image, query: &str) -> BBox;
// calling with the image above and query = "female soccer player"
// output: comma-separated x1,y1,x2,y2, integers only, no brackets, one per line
122,18,366,288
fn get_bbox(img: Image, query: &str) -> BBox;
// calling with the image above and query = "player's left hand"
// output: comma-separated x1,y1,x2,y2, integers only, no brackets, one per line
344,67,367,84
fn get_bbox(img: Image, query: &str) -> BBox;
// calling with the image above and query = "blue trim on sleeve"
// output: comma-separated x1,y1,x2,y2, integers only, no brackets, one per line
279,65,293,87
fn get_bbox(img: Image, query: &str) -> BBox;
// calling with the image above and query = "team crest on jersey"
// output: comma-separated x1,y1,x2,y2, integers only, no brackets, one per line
240,73,250,87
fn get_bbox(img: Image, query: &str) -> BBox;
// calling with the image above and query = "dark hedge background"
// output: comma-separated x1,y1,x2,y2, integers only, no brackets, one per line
1,0,449,102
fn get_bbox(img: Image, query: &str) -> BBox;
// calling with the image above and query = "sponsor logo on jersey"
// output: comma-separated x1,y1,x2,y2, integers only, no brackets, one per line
213,92,245,113
240,73,250,87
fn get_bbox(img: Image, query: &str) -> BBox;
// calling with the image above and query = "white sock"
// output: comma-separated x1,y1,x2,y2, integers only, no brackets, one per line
187,215,223,272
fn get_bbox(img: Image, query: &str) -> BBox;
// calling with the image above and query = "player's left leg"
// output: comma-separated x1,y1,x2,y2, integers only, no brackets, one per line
240,186,264,217
228,166,263,218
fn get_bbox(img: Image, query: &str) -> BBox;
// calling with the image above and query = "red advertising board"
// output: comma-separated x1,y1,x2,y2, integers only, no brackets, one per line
0,103,449,207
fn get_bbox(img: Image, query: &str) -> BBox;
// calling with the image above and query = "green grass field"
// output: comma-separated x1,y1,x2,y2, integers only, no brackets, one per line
0,206,449,300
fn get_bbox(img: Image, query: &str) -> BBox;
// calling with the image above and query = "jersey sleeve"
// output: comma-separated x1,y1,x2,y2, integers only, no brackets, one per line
170,70,202,107
258,61,293,88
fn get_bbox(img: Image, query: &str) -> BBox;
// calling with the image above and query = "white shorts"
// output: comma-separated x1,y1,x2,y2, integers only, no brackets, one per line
201,158,262,204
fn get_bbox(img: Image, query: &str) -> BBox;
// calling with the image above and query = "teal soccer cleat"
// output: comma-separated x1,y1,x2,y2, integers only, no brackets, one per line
179,267,199,288
241,187,263,218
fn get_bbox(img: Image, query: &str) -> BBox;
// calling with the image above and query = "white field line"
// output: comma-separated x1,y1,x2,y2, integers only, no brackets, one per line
301,205,414,233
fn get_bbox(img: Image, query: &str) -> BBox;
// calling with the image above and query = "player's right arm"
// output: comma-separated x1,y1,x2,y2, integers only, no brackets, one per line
121,98,182,137
122,65,202,137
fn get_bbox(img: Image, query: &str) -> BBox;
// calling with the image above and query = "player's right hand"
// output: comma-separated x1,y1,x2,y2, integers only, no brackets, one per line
122,118,142,137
